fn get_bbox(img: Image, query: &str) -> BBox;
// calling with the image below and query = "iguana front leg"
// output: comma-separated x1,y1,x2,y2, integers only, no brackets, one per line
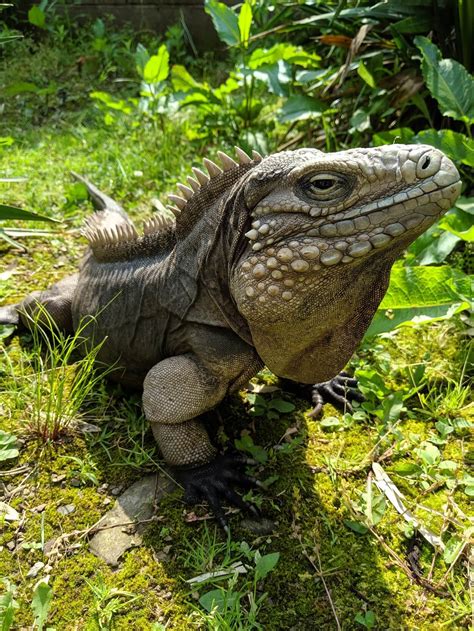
143,353,260,530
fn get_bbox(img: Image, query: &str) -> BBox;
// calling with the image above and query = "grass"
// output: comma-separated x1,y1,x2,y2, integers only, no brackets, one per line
0,25,473,631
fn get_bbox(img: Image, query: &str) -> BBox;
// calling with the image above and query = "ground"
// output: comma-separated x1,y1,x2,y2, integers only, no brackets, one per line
0,34,472,631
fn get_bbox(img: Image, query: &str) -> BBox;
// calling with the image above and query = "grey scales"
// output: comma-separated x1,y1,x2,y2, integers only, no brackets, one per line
1,144,461,528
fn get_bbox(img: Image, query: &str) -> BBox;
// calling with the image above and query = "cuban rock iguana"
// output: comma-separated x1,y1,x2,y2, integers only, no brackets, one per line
1,144,461,529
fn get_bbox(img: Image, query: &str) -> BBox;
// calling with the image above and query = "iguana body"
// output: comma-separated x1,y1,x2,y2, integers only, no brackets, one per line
2,144,461,525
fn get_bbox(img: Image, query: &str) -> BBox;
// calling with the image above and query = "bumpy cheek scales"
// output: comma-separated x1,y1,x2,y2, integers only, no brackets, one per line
237,146,460,310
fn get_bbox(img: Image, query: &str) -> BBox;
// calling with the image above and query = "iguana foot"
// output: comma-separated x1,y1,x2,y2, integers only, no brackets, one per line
309,371,364,417
173,453,261,533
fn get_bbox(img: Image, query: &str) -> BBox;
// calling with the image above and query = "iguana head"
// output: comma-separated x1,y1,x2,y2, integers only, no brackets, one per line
230,145,461,382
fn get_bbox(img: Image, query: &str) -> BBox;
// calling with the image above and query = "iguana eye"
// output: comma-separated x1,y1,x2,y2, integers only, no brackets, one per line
298,172,350,202
309,176,337,190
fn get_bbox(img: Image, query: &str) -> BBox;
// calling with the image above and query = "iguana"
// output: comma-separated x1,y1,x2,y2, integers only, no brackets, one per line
1,144,461,528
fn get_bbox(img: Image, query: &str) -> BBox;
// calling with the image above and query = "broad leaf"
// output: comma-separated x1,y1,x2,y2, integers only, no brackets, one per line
28,5,45,28
205,0,239,47
171,65,202,92
415,37,474,123
408,224,461,265
439,205,474,242
255,552,280,580
238,1,252,48
279,95,325,122
143,45,169,83
365,265,472,337
372,128,415,146
199,589,237,614
414,129,474,167
31,581,52,631
249,44,320,70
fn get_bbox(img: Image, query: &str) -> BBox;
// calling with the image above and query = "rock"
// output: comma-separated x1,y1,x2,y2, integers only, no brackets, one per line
57,504,75,516
110,485,123,496
51,473,66,484
27,561,45,578
240,517,276,536
70,478,81,487
89,474,176,566
0,502,20,522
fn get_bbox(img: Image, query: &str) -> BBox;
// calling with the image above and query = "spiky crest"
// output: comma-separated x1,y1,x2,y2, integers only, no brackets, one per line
82,146,264,256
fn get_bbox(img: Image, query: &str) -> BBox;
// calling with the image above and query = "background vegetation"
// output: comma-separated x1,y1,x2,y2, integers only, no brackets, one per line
0,0,472,629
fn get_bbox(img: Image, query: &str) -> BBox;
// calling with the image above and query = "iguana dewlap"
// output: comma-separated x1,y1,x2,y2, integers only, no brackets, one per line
2,145,461,526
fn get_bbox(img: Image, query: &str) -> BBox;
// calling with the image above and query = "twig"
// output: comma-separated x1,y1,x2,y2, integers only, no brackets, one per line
299,537,341,631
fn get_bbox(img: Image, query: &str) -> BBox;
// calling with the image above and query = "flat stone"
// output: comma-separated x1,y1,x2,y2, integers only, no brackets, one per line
89,473,176,566
240,517,276,536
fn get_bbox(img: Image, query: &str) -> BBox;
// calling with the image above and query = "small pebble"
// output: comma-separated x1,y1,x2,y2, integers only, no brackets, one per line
27,561,45,578
57,504,75,516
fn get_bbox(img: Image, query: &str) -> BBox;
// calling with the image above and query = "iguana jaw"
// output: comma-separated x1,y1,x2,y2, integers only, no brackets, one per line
230,144,461,382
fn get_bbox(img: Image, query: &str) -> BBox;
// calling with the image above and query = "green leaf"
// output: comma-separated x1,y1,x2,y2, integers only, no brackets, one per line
199,589,237,614
409,225,461,265
268,398,295,413
238,1,252,47
2,82,40,97
0,580,19,631
344,519,368,534
0,430,19,462
372,128,415,146
443,536,463,564
350,108,371,133
357,61,375,88
365,265,472,337
382,392,404,425
134,43,150,78
415,36,474,123
28,5,45,28
355,610,376,628
391,462,422,476
414,129,474,167
171,65,203,93
0,204,58,223
31,581,52,631
439,206,474,242
320,416,341,430
205,0,239,47
249,44,320,70
279,95,325,122
255,552,280,580
415,441,440,466
90,91,132,114
143,45,169,83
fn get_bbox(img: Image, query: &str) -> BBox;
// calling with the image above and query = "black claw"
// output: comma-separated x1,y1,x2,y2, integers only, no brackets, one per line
172,453,264,531
308,371,364,415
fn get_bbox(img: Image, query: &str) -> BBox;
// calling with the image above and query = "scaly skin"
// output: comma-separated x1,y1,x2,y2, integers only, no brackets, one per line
1,144,461,528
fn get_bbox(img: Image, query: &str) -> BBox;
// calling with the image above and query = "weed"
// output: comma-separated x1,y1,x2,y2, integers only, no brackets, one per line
86,574,140,630
3,308,113,441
